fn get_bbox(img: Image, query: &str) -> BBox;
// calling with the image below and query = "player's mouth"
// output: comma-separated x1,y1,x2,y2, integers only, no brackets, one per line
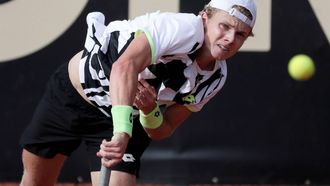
218,44,229,52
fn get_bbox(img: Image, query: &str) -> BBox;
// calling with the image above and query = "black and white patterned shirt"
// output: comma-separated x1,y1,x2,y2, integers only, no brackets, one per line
79,12,227,117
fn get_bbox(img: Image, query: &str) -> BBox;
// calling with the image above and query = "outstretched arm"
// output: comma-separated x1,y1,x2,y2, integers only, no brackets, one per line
97,33,152,168
110,33,152,107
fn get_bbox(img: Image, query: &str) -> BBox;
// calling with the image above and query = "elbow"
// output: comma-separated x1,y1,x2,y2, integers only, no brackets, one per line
149,134,170,141
144,120,178,140
111,60,132,75
145,128,174,141
111,57,143,78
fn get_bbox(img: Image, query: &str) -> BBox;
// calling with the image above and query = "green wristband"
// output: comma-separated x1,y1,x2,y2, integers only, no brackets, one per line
111,105,133,137
139,104,163,129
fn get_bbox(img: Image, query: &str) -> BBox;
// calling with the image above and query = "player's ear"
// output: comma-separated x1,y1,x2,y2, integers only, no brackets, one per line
201,12,209,25
201,11,207,19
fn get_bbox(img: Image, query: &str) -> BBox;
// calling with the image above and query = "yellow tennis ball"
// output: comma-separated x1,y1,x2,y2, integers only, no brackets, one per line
288,54,315,81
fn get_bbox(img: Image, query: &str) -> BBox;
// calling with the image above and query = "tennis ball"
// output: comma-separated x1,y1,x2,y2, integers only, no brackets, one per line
288,54,315,81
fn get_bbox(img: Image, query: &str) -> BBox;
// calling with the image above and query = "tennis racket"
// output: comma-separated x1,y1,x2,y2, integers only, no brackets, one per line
99,164,111,186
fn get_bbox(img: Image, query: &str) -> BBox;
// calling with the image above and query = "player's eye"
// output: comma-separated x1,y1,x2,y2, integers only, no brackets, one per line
236,32,245,38
219,23,230,30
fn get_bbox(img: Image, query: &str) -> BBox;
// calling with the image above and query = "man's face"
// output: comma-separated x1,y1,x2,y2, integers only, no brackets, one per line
203,9,252,61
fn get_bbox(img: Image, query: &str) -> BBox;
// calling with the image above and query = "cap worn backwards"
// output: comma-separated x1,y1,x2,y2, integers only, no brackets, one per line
208,0,257,28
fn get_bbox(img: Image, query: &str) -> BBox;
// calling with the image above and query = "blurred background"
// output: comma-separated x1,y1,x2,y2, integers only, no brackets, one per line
0,0,329,185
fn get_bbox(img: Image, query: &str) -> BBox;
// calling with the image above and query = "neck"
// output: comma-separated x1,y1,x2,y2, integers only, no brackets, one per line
195,48,216,71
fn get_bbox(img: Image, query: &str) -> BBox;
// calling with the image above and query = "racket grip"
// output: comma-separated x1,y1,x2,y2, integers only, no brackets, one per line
99,164,111,186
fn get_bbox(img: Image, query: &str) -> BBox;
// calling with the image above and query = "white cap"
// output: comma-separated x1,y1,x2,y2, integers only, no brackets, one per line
208,0,257,28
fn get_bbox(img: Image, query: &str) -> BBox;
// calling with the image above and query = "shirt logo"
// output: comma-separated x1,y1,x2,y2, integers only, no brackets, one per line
154,111,160,117
122,153,135,162
182,94,195,104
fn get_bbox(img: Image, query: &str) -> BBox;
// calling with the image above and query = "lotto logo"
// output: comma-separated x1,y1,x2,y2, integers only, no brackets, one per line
122,153,135,162
154,111,160,117
182,94,195,104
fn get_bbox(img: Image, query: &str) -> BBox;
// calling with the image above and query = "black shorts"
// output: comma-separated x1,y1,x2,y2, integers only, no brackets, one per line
20,62,151,175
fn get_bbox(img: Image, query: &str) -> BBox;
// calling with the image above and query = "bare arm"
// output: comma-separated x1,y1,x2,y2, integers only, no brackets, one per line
97,33,152,168
110,33,152,106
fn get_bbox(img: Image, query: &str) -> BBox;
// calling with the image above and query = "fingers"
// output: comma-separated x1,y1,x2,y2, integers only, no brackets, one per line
96,151,122,168
138,79,149,88
99,140,122,155
135,79,158,113
137,79,156,97
97,133,130,168
135,82,147,103
97,137,128,168
134,96,143,108
101,157,121,168
135,88,151,108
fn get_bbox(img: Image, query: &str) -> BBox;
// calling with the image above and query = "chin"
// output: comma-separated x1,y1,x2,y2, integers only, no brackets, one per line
214,54,226,61
217,52,235,61
213,50,228,61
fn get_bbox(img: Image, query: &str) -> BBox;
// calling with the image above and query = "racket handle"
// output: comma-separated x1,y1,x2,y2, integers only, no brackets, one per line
99,165,111,186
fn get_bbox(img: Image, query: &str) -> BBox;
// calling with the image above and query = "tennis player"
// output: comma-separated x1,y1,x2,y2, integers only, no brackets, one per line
19,0,257,185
